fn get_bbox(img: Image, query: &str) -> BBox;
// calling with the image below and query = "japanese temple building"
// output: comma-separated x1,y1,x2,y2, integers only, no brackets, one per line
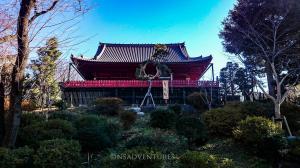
61,43,219,106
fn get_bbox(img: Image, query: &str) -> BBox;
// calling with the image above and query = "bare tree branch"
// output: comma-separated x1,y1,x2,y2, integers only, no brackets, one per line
29,0,59,24
255,77,276,102
0,34,16,44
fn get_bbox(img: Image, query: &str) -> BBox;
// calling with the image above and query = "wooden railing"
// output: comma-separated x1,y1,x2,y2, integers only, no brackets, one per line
62,80,219,88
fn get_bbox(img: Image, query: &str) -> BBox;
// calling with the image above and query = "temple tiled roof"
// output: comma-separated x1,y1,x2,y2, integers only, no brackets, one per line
72,43,211,63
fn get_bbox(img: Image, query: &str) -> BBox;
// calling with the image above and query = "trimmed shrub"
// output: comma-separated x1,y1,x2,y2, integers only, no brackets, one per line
179,151,218,168
94,97,123,116
74,115,106,129
181,104,199,117
227,101,300,117
75,115,120,153
125,135,157,149
286,139,300,162
240,101,273,118
203,106,245,137
100,155,116,168
155,132,188,154
34,139,81,168
12,146,34,167
0,148,14,168
49,111,80,123
76,124,119,153
176,117,207,146
179,151,234,168
0,146,34,168
281,102,300,133
219,158,235,168
168,104,182,115
187,92,208,112
18,119,76,148
125,130,188,154
233,116,286,158
44,119,76,137
247,157,272,168
150,109,176,129
120,111,137,130
53,100,67,110
114,147,163,168
20,112,45,128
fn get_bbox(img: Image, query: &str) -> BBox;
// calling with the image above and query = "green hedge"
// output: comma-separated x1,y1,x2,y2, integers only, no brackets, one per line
114,147,164,168
74,115,106,129
125,135,157,149
203,106,245,137
187,92,208,112
94,97,123,116
33,139,81,168
18,119,76,148
150,109,176,129
120,111,137,130
239,101,273,117
202,101,299,135
179,151,234,168
20,113,46,128
281,103,300,134
179,151,217,168
286,139,300,162
0,146,34,168
125,130,188,154
176,117,207,146
233,116,286,158
168,104,182,115
75,115,120,153
76,123,119,153
49,111,80,123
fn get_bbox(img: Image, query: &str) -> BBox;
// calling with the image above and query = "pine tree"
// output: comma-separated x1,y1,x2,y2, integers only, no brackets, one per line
219,62,239,102
31,37,62,108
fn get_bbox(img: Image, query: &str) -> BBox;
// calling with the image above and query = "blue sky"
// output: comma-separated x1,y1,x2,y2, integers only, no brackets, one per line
70,0,237,78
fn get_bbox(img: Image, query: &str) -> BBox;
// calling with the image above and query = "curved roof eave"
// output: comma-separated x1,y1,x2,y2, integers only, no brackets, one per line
71,55,212,64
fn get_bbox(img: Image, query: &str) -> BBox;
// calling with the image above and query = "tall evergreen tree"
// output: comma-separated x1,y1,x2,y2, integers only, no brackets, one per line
219,62,239,102
31,37,62,107
233,67,255,101
220,0,300,118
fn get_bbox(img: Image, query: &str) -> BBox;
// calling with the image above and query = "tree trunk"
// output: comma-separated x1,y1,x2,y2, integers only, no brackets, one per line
2,0,33,147
0,82,5,144
231,82,235,97
274,101,281,119
207,103,212,111
250,94,253,102
224,84,227,103
242,91,249,101
274,101,283,129
266,69,275,97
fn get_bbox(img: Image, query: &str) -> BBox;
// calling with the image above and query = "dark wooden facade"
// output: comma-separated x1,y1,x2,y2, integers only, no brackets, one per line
62,86,220,106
